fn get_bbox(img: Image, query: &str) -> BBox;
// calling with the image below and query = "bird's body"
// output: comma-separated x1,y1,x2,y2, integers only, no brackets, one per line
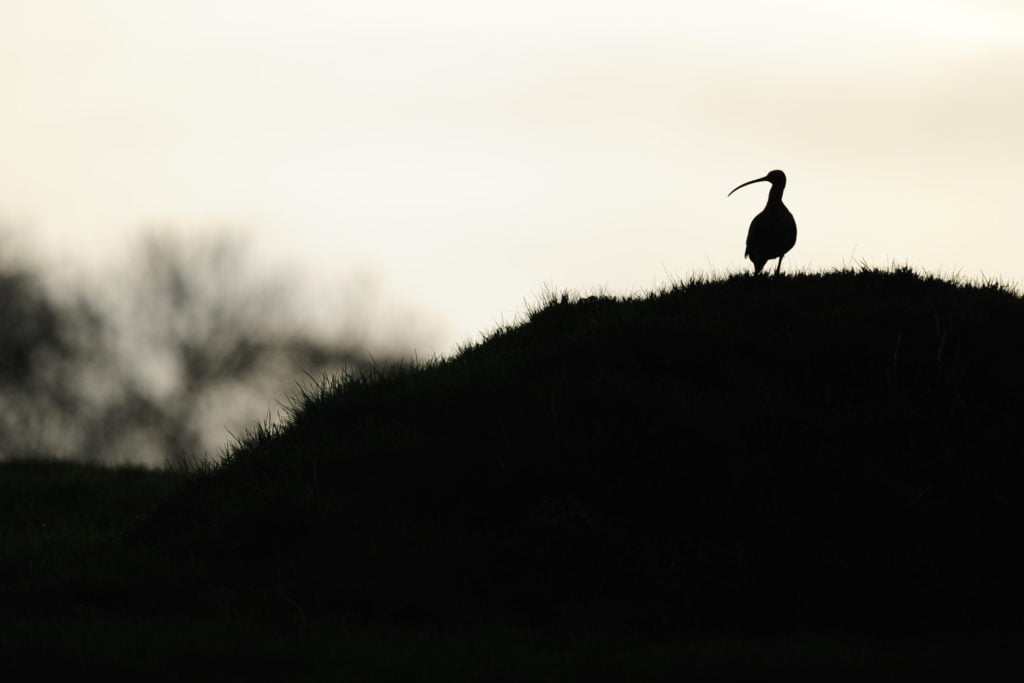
729,170,797,275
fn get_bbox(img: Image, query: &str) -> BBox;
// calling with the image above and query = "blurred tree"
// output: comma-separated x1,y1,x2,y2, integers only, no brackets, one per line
90,233,380,465
0,232,395,466
0,261,106,459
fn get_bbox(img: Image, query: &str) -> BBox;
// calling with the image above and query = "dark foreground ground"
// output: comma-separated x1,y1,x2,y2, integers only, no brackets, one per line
4,269,1024,680
2,461,1022,682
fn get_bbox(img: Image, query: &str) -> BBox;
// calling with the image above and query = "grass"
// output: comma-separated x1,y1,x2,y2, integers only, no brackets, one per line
3,266,1024,679
0,458,176,590
4,615,1023,681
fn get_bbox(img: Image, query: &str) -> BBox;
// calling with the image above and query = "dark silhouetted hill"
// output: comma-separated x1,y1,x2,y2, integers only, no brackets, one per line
143,267,1024,634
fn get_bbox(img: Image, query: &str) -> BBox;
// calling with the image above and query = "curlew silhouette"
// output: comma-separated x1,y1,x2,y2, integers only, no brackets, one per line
728,169,797,275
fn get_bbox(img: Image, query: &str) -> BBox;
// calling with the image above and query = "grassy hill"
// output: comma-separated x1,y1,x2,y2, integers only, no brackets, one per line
5,266,1024,679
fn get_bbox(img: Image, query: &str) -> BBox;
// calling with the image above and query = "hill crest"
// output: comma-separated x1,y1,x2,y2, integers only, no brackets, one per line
147,267,1024,632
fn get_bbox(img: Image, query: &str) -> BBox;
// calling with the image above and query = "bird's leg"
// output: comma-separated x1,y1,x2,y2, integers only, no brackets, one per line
774,256,783,275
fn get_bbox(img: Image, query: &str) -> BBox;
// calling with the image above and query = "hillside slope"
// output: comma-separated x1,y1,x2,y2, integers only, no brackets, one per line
144,268,1024,633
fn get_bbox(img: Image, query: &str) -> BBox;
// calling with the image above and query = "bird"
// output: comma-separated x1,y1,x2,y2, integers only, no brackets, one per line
728,169,797,275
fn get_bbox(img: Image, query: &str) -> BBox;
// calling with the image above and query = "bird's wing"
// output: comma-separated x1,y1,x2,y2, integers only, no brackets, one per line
744,213,766,256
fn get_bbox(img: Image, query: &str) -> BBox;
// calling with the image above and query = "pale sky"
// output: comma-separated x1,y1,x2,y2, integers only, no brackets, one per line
2,0,1022,354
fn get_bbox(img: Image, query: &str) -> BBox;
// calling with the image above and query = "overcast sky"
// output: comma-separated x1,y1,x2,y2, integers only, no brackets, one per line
2,0,1022,353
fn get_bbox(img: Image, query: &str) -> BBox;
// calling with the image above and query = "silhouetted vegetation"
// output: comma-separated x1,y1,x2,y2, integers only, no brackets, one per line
4,267,1024,679
0,233,407,465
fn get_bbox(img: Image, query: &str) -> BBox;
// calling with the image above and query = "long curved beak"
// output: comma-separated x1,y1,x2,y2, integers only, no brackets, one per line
728,176,769,197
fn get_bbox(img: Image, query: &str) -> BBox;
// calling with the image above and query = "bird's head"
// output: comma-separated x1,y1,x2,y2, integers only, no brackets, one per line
728,169,786,196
